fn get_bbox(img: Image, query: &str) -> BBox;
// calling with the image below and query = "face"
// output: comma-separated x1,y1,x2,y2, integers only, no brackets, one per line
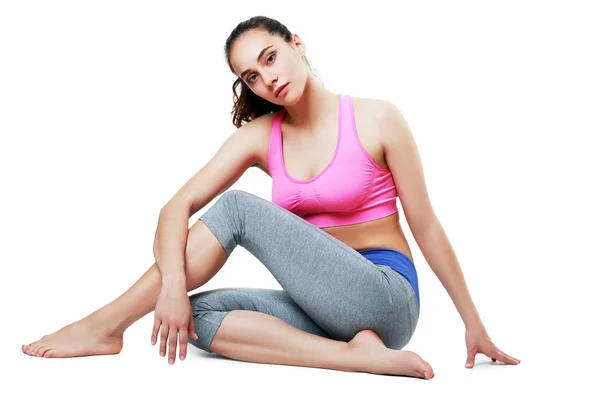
230,29,308,104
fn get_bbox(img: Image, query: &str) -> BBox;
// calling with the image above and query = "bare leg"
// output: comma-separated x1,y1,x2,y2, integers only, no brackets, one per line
21,219,434,378
210,309,433,378
21,218,229,358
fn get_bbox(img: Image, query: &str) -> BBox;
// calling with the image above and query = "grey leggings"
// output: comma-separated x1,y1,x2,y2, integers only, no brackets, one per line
188,190,419,353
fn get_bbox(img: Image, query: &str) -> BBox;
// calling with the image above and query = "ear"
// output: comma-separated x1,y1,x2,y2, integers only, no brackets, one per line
291,33,306,56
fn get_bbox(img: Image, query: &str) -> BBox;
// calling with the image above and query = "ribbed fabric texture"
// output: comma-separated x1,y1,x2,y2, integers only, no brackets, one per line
268,94,399,228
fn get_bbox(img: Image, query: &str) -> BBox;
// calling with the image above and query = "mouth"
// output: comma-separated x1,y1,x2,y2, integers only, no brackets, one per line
276,83,289,98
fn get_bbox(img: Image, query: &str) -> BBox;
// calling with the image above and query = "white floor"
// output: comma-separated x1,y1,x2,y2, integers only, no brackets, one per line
8,258,593,400
7,321,587,400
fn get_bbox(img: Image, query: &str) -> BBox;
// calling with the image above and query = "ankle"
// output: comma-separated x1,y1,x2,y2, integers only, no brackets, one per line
83,313,125,338
339,342,366,372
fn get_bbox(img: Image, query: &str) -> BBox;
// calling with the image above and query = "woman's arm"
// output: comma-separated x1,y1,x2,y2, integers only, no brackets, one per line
411,219,481,327
381,101,520,368
380,102,480,327
153,203,191,289
152,118,268,289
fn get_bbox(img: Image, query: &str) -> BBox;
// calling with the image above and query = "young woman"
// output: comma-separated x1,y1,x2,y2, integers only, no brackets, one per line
22,16,520,379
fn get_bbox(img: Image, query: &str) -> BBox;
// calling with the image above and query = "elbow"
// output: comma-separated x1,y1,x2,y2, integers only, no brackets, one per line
161,199,191,216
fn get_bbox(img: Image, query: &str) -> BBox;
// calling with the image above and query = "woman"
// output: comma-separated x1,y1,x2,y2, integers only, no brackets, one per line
21,16,520,379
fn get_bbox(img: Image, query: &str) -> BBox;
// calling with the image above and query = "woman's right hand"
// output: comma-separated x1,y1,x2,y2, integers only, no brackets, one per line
151,285,199,364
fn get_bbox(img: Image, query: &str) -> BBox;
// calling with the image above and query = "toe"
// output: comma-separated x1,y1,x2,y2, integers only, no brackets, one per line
422,362,433,379
30,343,41,356
427,363,435,379
27,342,38,355
39,347,51,358
33,345,44,357
34,342,48,357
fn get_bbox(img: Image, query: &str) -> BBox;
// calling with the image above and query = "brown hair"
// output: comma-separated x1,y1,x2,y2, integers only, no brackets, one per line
224,15,320,128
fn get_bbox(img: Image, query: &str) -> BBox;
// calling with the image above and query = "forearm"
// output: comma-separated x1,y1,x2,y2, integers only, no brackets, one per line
153,202,191,289
414,220,482,328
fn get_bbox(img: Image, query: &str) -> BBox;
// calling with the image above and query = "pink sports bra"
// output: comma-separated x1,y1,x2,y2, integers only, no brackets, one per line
268,94,398,228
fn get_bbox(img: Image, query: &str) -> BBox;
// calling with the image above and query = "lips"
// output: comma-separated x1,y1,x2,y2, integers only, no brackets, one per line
276,83,289,97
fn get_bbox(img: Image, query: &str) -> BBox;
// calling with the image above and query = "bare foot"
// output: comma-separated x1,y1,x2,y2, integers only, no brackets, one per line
22,319,123,358
347,329,434,379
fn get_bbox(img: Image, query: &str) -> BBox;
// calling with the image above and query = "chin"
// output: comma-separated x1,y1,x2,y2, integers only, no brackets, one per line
280,91,301,105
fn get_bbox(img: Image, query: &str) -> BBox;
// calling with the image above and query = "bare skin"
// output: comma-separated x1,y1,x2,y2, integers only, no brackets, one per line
253,96,414,260
21,215,434,379
22,47,432,376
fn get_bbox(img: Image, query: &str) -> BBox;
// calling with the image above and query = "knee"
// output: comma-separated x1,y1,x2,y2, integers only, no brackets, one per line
189,288,231,315
220,189,249,203
210,190,247,219
189,291,217,315
219,189,261,209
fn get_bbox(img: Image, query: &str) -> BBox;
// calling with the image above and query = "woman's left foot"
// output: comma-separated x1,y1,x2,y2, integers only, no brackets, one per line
347,329,434,379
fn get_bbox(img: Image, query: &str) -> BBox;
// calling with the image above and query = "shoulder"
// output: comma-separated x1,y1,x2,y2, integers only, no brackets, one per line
351,96,400,125
234,111,280,173
351,96,407,143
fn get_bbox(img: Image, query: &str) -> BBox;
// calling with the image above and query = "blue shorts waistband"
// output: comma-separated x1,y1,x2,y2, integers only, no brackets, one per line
356,247,420,309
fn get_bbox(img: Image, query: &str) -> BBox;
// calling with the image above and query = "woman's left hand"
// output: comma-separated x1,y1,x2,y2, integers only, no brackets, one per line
465,324,521,368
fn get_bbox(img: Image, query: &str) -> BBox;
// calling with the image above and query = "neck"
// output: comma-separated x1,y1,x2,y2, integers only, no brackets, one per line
283,75,340,132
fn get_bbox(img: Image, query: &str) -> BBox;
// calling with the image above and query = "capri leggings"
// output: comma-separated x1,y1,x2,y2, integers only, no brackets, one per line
187,189,420,353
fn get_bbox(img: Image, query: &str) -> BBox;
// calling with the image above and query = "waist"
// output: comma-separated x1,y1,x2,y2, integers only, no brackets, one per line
357,247,414,269
322,213,413,260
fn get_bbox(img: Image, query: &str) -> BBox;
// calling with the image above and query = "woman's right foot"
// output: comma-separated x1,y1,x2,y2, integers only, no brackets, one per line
22,319,123,358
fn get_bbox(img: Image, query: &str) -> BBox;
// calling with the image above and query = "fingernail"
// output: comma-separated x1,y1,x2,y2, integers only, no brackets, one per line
169,358,174,364
160,351,165,357
180,355,185,361
151,340,155,345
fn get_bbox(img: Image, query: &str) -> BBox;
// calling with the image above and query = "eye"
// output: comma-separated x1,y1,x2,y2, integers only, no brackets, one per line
248,52,276,84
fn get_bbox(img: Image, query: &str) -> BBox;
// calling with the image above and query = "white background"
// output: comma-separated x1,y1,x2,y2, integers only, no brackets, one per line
2,0,598,398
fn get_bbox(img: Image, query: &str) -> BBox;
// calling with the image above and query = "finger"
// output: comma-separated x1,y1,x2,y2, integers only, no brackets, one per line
168,327,178,364
151,318,161,346
189,314,199,340
159,324,169,357
179,329,188,361
501,350,521,364
501,349,520,364
493,348,520,365
465,348,477,369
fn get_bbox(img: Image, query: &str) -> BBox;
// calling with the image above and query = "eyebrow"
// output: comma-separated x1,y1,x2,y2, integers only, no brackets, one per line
240,45,274,80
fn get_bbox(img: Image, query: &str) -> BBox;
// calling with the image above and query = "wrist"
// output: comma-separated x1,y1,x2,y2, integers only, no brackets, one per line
161,274,186,290
465,318,484,331
463,312,483,329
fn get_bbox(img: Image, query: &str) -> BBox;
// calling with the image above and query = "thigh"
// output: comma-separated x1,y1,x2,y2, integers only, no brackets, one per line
199,190,407,342
189,287,333,351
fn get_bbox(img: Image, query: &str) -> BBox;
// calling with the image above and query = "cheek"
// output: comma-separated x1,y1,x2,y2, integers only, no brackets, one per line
281,56,300,75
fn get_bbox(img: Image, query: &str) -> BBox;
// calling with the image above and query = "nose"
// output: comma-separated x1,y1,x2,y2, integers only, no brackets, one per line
265,73,278,88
